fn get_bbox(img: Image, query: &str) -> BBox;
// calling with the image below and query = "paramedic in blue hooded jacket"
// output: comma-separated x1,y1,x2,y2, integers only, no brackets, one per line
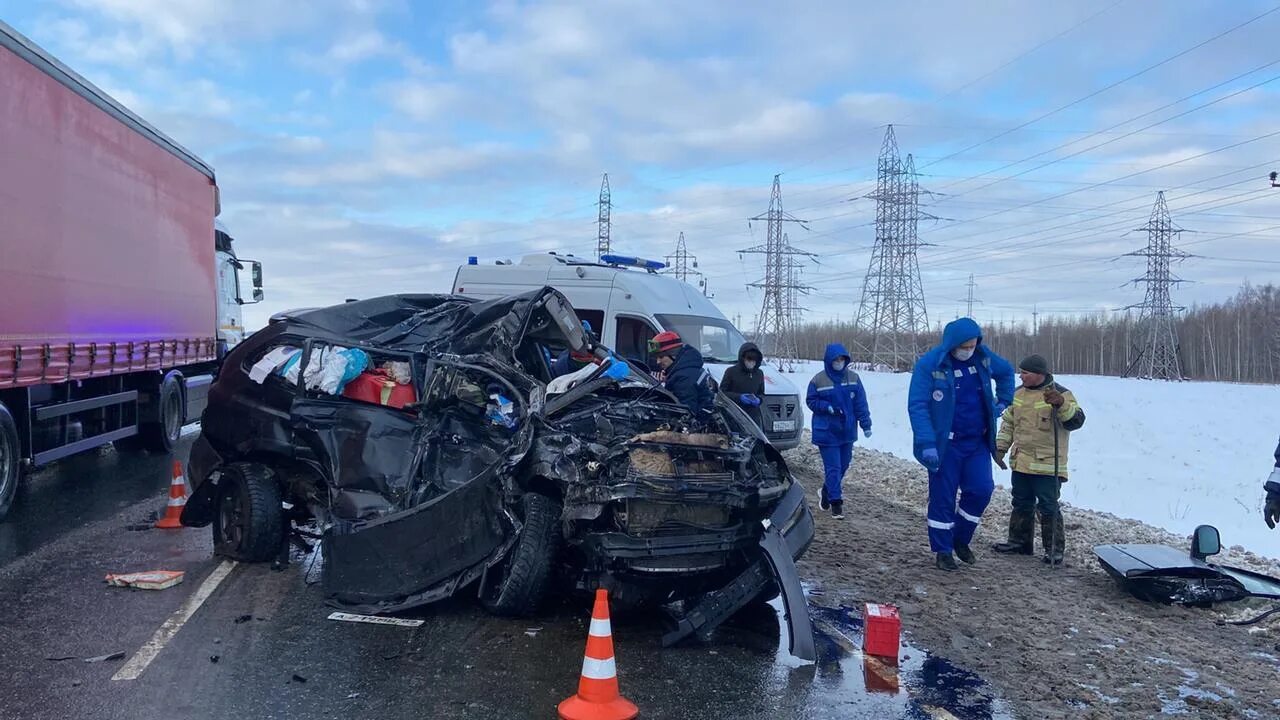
908,318,1015,572
806,343,872,521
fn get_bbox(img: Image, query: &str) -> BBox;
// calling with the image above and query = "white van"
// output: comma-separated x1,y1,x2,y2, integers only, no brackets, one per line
452,252,805,449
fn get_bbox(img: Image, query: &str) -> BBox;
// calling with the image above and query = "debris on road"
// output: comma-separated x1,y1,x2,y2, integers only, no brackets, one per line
82,652,125,663
234,614,253,624
209,655,220,664
45,656,77,662
291,674,307,684
104,570,184,590
327,612,424,628
524,627,543,637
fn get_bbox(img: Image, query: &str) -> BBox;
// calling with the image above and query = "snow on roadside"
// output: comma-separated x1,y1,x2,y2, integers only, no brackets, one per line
776,360,1280,559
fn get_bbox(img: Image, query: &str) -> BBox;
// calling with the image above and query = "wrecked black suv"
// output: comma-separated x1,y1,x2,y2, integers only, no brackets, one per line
181,288,815,653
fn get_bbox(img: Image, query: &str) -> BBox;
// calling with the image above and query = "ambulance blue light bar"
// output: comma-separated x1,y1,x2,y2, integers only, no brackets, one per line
600,254,666,271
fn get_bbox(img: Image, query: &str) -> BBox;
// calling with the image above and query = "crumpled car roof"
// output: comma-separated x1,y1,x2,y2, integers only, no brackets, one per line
280,288,555,358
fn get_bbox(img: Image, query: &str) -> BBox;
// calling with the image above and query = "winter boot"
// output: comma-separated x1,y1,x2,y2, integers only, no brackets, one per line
935,552,959,572
992,509,1035,555
818,486,830,511
954,544,976,565
830,500,844,520
1040,511,1066,566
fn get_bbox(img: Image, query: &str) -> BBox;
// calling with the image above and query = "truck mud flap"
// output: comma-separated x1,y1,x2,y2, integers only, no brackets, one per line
661,523,816,662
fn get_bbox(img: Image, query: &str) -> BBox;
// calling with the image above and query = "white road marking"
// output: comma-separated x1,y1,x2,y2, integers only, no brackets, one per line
112,560,237,681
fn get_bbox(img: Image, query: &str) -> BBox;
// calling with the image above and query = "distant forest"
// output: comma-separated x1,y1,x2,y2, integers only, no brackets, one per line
790,283,1280,384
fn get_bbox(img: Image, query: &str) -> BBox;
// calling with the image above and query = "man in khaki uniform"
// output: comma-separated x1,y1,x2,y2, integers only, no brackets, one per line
991,355,1085,565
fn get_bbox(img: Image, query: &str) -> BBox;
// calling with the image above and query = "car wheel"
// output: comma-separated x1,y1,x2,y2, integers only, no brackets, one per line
139,372,184,453
480,492,561,617
213,463,284,562
0,403,21,521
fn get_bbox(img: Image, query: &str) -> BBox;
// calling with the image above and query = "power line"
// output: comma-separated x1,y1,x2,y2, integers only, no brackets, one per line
915,4,1280,172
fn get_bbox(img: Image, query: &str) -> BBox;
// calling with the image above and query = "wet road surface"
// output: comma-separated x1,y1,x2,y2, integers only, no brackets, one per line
0,435,1013,719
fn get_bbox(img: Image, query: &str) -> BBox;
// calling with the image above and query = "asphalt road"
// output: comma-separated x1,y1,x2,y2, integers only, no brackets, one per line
0,434,1012,720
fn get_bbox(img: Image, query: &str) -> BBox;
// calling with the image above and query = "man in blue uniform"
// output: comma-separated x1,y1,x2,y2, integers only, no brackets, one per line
805,343,872,520
1265,436,1280,529
908,318,1015,571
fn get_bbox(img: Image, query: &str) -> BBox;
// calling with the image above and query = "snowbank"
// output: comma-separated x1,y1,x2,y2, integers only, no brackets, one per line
779,361,1280,558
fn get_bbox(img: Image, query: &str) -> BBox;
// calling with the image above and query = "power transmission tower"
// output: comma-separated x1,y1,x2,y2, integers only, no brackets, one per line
961,273,981,317
596,173,612,259
1123,191,1187,380
740,175,814,371
664,232,699,282
854,125,932,370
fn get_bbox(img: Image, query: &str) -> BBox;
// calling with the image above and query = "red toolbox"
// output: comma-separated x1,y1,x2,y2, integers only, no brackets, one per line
342,370,416,409
863,603,901,660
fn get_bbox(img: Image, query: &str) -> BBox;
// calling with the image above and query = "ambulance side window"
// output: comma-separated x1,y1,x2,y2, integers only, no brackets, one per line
575,309,604,337
615,316,657,364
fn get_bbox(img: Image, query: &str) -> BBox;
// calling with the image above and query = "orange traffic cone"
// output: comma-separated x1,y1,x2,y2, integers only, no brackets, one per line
558,589,639,720
156,461,188,529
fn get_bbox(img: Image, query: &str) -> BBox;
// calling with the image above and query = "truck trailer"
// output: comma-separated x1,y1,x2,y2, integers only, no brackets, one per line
0,20,264,519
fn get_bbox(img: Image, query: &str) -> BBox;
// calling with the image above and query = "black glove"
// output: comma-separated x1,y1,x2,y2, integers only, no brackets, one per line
1265,477,1280,530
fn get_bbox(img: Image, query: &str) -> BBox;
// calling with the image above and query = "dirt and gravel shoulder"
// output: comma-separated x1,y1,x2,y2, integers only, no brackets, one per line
786,441,1280,720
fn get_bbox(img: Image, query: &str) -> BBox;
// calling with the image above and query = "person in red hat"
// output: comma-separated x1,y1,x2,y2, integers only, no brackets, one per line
649,331,715,421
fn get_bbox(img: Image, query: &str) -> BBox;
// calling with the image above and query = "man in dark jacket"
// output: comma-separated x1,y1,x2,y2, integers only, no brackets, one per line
805,343,872,520
907,318,1015,571
651,331,716,421
1265,436,1280,529
720,342,765,428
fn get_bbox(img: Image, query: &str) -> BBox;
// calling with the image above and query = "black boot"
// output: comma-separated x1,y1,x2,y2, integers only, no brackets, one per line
954,544,976,565
992,509,1035,555
935,552,959,572
818,486,830,511
1040,511,1066,566
830,500,844,520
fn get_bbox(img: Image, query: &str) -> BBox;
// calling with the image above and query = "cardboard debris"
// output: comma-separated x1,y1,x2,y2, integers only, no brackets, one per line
105,570,185,590
327,611,423,628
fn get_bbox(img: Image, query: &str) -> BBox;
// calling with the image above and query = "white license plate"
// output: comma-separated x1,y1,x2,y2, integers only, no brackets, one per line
772,420,796,432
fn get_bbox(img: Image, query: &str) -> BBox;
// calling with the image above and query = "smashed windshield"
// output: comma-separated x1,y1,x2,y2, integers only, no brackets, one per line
655,314,748,364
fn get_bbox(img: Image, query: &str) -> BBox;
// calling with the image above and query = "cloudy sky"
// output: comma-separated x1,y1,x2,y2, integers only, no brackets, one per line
6,0,1280,331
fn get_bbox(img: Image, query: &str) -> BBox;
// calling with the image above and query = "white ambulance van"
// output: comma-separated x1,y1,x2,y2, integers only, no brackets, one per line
452,252,804,449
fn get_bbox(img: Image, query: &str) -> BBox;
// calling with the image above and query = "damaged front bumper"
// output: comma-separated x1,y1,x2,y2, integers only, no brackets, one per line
659,479,816,660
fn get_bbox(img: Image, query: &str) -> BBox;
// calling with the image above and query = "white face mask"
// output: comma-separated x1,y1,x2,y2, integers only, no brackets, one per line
744,360,758,371
831,360,846,372
952,347,975,362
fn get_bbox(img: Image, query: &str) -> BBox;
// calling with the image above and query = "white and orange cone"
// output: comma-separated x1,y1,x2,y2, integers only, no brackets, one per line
558,589,639,720
155,460,188,529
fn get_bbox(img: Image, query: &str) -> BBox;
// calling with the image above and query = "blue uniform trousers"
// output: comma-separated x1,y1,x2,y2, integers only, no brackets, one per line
819,442,854,503
926,436,994,553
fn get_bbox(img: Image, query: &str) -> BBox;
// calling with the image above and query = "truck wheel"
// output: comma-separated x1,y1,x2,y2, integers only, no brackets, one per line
480,493,561,617
213,463,284,563
0,403,20,521
139,372,184,453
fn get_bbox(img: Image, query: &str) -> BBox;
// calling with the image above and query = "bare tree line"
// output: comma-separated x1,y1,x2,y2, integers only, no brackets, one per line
787,283,1280,383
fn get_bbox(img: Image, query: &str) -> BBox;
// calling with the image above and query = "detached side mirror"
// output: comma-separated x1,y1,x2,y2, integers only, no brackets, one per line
1191,524,1221,560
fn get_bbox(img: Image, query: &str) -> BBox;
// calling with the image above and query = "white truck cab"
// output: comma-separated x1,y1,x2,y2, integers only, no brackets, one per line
214,219,264,356
452,252,804,449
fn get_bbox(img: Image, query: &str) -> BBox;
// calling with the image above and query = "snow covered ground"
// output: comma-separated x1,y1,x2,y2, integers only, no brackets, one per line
780,360,1280,558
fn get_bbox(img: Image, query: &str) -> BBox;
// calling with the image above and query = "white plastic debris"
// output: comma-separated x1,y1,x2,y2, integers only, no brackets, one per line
384,361,412,385
105,570,185,590
250,347,300,384
327,612,423,628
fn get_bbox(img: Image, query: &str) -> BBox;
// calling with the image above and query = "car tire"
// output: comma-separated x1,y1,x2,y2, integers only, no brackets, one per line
0,402,21,521
139,372,184,453
213,463,284,563
480,492,561,617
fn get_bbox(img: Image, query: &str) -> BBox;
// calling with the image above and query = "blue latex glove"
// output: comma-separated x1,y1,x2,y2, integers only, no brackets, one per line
601,357,630,381
995,402,1008,417
921,447,941,472
739,393,761,407
861,425,872,438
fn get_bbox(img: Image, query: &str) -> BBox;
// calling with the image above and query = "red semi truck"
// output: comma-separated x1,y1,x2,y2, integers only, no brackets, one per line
0,21,265,519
